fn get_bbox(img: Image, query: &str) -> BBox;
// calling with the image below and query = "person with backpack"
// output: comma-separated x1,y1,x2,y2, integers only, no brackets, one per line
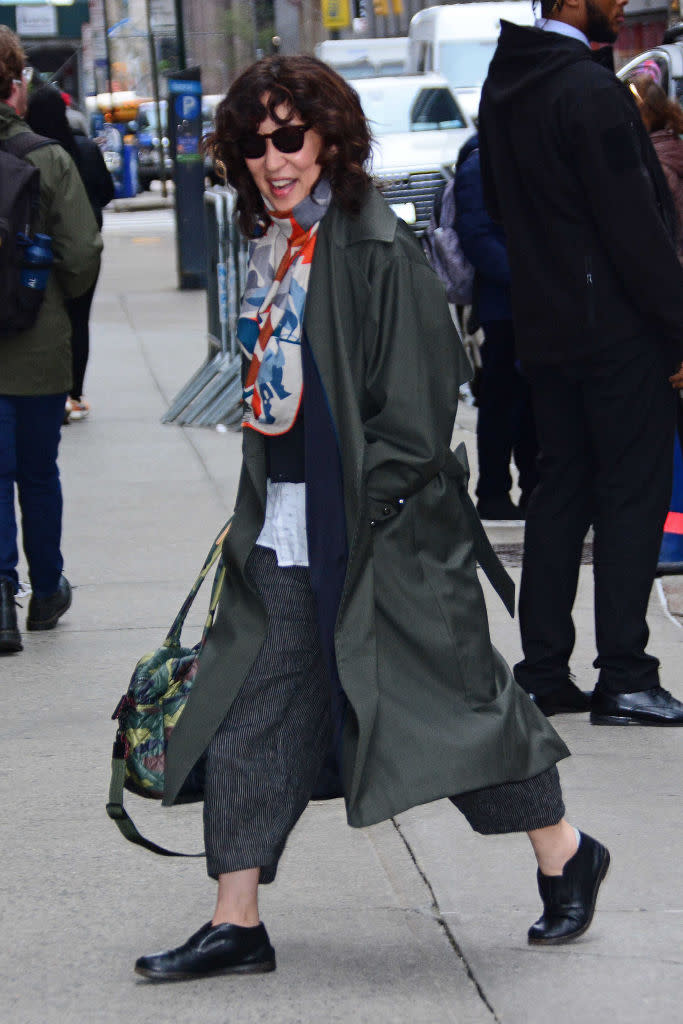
27,86,114,422
0,27,102,655
455,133,539,521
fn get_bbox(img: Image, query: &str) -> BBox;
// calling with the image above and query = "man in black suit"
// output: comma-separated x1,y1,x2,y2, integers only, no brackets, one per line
479,0,683,724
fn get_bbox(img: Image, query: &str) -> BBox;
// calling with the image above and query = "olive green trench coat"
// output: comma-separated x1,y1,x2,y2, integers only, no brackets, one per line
164,188,569,826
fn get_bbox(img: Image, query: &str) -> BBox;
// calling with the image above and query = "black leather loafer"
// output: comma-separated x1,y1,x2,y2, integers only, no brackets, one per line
528,679,592,717
528,831,610,945
135,921,276,981
26,575,71,631
590,686,683,726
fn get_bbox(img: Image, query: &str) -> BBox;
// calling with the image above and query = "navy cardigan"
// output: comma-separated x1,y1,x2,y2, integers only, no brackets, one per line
455,134,512,323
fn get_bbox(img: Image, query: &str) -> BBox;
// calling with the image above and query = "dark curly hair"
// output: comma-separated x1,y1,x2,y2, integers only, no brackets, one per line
207,55,372,237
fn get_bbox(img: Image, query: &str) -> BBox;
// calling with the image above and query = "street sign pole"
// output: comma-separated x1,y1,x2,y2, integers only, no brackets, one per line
173,0,187,71
145,0,168,198
101,0,114,119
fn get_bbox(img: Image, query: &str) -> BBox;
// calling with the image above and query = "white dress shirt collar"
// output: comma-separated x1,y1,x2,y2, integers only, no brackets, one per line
534,17,590,47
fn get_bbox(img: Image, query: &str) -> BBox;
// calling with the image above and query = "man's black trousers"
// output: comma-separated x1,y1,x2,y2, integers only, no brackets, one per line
515,335,677,697
476,319,538,502
66,274,99,400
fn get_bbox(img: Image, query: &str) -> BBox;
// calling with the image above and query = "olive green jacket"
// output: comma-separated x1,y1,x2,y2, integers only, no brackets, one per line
164,188,569,825
0,103,102,395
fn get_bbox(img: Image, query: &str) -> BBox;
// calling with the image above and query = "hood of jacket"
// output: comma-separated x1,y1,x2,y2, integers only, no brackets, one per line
484,20,594,106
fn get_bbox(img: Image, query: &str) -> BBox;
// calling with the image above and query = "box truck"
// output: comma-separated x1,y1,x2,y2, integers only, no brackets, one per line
406,3,535,119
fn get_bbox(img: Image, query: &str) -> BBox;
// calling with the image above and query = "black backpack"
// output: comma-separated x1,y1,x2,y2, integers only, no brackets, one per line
0,131,52,337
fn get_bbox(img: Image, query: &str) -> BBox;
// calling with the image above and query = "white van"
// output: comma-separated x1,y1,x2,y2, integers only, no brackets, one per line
315,37,408,79
407,3,535,119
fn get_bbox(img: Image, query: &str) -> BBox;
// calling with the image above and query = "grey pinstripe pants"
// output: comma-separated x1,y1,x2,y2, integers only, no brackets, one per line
203,545,564,883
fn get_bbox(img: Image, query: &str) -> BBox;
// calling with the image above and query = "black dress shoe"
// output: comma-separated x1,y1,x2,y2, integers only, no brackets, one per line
528,679,592,717
477,495,524,521
590,686,683,726
135,921,276,981
26,575,72,631
0,578,22,653
528,831,610,945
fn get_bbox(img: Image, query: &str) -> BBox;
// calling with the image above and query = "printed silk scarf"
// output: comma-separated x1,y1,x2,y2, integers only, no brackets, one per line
238,178,331,435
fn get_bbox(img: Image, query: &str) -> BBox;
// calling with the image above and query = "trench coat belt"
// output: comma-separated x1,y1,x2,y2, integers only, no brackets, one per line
368,443,515,617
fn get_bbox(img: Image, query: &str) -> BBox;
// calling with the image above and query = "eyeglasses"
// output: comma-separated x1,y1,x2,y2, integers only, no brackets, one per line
238,124,310,160
12,66,33,88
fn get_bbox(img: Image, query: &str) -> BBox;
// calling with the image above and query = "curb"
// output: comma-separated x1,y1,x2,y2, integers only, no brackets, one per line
110,196,175,213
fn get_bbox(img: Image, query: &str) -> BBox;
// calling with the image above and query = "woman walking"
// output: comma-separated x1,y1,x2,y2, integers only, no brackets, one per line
135,56,609,981
631,73,683,264
26,86,113,421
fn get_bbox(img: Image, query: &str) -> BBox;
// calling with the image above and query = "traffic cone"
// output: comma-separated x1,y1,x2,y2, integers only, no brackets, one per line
657,426,683,575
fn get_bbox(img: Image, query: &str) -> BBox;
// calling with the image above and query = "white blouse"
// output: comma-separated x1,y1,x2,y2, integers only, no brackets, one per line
256,479,309,567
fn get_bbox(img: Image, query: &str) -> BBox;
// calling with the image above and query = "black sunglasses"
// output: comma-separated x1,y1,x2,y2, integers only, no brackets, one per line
238,124,310,160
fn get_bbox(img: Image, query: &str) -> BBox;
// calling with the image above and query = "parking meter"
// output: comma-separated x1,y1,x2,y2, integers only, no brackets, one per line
168,67,207,289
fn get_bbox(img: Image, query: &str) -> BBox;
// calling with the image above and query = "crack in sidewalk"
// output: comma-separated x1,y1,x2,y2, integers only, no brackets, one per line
391,817,501,1023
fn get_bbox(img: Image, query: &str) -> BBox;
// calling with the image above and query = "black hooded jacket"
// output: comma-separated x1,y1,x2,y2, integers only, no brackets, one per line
479,21,683,364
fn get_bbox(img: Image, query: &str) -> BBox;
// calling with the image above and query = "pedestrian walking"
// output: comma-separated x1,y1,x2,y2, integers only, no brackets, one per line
478,0,683,722
134,55,609,983
454,132,538,521
630,72,683,454
629,72,683,265
26,85,113,422
0,28,101,654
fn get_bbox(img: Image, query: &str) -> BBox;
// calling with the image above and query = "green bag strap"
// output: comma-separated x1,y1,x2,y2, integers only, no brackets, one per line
165,516,232,647
106,517,232,857
106,750,204,857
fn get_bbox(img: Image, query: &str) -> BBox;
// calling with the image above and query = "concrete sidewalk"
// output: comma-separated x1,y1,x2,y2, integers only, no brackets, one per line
2,209,681,1023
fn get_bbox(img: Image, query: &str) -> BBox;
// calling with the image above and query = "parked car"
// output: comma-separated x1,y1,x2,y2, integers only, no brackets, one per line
136,100,173,191
352,73,474,234
617,27,683,105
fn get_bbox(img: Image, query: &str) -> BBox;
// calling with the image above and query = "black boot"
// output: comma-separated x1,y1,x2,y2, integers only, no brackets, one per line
0,578,22,654
26,575,71,631
528,832,610,945
135,921,276,981
528,679,592,717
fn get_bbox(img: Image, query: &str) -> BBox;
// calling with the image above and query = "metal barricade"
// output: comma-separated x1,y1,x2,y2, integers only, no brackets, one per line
163,186,248,427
